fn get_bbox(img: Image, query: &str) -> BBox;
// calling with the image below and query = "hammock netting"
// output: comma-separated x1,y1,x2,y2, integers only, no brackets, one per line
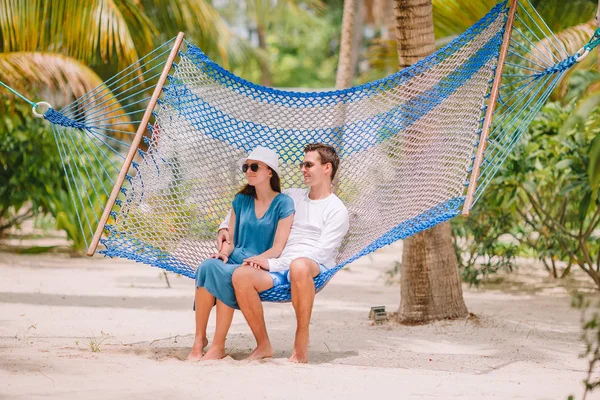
41,0,587,301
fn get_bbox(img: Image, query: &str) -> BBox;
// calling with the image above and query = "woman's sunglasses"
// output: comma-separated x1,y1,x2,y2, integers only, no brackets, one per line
242,163,260,173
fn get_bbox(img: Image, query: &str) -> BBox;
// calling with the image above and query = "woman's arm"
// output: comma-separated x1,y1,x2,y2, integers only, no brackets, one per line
261,214,293,258
243,214,294,270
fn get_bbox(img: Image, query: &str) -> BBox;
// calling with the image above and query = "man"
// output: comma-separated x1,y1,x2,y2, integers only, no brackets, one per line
216,143,349,363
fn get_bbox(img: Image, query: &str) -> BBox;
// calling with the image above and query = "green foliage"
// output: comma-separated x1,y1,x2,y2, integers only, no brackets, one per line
590,133,600,192
432,0,597,39
0,99,110,252
0,100,65,235
572,293,600,398
451,205,518,286
47,182,108,253
267,17,340,88
229,0,341,88
453,75,600,286
504,98,600,285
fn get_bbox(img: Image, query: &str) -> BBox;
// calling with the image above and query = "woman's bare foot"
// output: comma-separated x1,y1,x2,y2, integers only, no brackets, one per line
187,337,209,361
201,345,227,361
246,342,274,361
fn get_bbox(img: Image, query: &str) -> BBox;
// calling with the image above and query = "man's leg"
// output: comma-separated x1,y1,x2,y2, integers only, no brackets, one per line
288,258,320,363
187,287,213,360
232,267,274,360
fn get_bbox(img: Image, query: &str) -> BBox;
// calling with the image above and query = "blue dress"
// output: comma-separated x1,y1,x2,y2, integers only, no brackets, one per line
195,192,295,309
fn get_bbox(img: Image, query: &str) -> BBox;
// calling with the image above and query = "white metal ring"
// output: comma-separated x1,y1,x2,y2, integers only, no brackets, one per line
576,47,590,62
32,101,53,118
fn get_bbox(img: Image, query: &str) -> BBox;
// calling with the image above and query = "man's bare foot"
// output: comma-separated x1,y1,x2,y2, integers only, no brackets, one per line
246,343,274,361
187,337,209,361
201,345,227,361
289,332,309,363
288,349,308,364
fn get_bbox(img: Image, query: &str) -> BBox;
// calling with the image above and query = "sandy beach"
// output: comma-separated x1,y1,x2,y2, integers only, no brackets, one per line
0,241,595,399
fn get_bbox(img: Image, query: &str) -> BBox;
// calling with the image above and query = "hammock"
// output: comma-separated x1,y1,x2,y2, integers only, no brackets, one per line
28,0,600,302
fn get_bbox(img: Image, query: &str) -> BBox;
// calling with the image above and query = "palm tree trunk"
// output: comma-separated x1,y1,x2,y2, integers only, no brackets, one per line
399,222,468,323
393,0,435,68
257,25,273,87
350,0,364,82
336,0,357,89
393,0,468,324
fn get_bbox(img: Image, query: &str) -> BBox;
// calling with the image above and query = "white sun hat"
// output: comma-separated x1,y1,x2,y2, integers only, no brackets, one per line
238,146,281,176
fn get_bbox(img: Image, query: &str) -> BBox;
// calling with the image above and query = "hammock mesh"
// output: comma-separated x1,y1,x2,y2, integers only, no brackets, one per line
41,0,581,301
99,3,507,299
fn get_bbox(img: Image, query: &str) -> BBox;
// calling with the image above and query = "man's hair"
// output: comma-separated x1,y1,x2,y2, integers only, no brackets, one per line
304,143,340,180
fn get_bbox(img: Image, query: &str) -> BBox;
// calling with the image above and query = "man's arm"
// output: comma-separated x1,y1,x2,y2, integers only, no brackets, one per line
216,209,233,252
267,205,349,272
301,207,349,266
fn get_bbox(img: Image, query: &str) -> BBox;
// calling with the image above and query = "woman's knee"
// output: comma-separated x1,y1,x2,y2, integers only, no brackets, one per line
196,258,223,283
199,258,222,273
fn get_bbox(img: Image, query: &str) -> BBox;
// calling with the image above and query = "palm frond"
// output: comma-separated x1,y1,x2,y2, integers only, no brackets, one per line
0,0,155,69
526,21,598,100
432,0,498,38
138,0,257,68
0,52,132,131
529,0,597,33
531,20,597,65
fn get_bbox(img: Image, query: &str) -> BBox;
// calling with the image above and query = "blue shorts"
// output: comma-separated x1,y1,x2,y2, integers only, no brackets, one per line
268,263,329,287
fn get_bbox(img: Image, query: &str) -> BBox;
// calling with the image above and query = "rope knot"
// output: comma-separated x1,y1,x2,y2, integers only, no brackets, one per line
43,109,88,130
538,55,578,76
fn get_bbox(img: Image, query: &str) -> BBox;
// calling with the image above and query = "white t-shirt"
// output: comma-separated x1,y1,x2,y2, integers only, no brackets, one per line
220,188,349,272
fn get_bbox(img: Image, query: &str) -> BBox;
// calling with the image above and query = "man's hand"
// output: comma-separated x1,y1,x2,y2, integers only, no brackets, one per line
216,228,231,252
242,256,269,270
209,252,229,263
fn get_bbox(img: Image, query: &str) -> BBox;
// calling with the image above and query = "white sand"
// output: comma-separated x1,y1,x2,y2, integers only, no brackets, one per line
0,241,595,399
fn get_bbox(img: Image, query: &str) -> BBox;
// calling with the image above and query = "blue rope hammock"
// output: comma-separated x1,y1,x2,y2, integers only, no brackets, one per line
4,0,599,302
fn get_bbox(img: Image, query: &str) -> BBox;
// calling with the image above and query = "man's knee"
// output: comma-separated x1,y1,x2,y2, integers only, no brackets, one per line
232,267,252,288
289,258,318,282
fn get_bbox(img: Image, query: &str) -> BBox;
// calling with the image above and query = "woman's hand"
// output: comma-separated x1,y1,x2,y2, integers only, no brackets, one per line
242,256,269,270
209,252,229,263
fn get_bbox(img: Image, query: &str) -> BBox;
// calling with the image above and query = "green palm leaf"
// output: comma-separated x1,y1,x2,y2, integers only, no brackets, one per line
0,52,131,130
137,0,258,68
0,0,155,69
0,52,105,102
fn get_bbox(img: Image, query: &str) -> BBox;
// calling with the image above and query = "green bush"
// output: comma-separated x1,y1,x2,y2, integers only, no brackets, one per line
453,74,600,287
0,99,66,236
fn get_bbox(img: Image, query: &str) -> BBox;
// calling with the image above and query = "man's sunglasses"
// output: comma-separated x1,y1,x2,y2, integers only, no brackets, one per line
242,163,260,173
298,161,316,169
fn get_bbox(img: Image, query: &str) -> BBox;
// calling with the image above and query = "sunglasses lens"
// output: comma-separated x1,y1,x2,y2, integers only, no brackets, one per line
242,163,260,173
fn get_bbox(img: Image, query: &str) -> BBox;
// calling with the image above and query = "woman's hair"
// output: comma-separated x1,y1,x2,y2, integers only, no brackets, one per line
237,167,281,197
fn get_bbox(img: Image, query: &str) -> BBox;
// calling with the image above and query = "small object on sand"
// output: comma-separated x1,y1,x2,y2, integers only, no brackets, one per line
369,306,388,323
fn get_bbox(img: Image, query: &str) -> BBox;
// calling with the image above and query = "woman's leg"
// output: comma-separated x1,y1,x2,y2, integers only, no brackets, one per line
187,286,215,360
202,300,235,360
188,258,225,360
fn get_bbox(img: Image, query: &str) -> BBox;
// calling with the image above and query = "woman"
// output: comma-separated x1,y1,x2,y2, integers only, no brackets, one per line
187,146,295,361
